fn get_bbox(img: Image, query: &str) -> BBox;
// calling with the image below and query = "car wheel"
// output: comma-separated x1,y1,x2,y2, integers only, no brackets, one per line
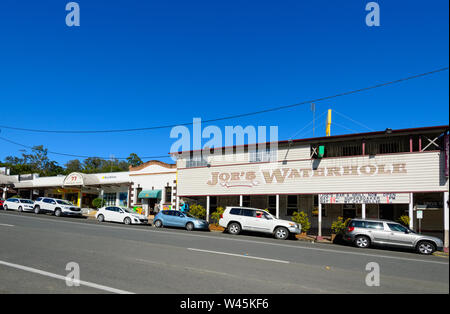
34,206,40,214
55,208,62,217
227,222,241,235
124,217,132,225
274,227,289,240
416,241,436,255
97,214,104,223
4,204,8,211
186,222,194,231
355,235,371,248
153,220,163,228
18,206,23,212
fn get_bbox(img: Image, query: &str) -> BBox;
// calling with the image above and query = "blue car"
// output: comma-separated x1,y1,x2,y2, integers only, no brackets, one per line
153,210,210,231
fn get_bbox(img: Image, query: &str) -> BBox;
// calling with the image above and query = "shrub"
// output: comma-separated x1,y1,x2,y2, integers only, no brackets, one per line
189,204,206,220
291,211,310,233
92,198,106,209
397,215,410,227
210,207,224,226
331,216,351,234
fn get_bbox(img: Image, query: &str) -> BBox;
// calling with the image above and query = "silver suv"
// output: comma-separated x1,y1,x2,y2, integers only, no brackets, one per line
343,218,443,255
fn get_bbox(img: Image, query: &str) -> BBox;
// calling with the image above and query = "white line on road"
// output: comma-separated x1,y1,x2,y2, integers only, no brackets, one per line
0,260,135,294
187,248,290,264
0,223,14,227
1,212,448,266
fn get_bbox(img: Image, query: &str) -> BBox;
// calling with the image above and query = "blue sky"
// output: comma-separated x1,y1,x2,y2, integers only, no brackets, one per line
0,0,448,166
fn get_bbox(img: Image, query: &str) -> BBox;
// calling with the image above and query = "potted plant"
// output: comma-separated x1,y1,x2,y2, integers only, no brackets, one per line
291,211,310,237
210,206,225,231
331,216,350,242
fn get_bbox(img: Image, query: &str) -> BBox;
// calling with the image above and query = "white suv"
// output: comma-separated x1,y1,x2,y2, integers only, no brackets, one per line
34,197,82,217
219,207,301,240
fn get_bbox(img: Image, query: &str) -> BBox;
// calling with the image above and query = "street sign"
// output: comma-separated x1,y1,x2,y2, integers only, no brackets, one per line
417,210,423,219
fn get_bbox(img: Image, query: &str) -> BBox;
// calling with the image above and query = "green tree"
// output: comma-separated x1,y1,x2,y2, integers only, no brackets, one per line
65,159,83,173
126,153,143,167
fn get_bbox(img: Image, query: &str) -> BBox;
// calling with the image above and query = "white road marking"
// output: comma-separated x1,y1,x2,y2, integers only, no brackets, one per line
0,260,135,294
0,223,14,227
188,248,290,264
1,212,448,265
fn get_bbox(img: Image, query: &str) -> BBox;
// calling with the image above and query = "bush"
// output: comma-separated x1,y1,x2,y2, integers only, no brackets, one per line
397,215,410,227
189,204,206,220
291,211,310,233
92,198,106,209
331,216,351,234
210,207,224,226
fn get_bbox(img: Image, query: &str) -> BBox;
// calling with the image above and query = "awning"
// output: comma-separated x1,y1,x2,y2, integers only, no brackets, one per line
138,189,161,199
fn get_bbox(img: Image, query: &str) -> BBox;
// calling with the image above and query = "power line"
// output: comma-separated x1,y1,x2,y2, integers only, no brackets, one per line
0,136,171,160
0,67,447,134
333,110,375,132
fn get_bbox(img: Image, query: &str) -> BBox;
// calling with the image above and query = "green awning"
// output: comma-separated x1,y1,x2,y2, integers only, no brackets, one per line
138,189,161,199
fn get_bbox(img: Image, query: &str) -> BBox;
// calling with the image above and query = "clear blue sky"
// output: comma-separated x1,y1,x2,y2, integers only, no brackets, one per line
0,0,448,166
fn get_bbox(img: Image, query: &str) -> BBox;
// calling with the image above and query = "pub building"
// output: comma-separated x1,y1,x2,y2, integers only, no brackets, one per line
172,125,449,251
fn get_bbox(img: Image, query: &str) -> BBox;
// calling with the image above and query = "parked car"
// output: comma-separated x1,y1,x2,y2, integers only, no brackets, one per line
343,218,444,255
219,207,301,240
153,210,209,231
3,198,35,212
34,197,82,217
96,206,148,225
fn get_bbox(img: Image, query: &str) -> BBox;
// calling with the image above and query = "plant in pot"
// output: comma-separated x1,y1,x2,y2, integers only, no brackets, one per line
188,204,206,220
331,216,350,243
291,211,310,237
210,206,225,231
91,198,106,210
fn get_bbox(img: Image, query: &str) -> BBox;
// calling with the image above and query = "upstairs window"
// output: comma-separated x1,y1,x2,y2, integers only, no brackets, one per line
185,154,208,168
249,148,277,163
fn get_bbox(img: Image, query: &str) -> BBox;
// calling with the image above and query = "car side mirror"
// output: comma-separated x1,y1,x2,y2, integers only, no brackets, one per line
404,229,410,234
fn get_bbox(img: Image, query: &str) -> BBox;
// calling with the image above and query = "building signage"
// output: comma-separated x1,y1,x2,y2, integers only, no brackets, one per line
206,163,407,188
319,193,410,204
63,173,84,186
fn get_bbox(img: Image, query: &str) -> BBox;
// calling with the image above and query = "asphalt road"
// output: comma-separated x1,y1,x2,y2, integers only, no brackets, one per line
0,211,448,294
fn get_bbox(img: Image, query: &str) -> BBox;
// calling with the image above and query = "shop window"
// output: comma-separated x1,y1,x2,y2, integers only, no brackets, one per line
104,193,116,206
287,195,298,216
268,195,277,215
242,195,251,207
119,192,128,207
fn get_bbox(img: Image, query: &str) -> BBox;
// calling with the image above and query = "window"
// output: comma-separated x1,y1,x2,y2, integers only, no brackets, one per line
249,148,276,163
268,196,277,215
242,195,251,207
287,195,298,216
230,208,242,215
186,154,208,168
388,223,408,232
165,187,172,203
241,209,255,217
366,222,384,230
104,193,116,206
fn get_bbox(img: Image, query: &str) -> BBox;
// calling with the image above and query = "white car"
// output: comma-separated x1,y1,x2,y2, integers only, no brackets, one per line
34,197,82,217
219,206,301,240
3,198,35,212
96,206,148,225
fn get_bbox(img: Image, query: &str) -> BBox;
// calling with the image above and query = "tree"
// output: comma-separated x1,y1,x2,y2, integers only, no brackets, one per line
65,159,83,173
126,153,143,167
